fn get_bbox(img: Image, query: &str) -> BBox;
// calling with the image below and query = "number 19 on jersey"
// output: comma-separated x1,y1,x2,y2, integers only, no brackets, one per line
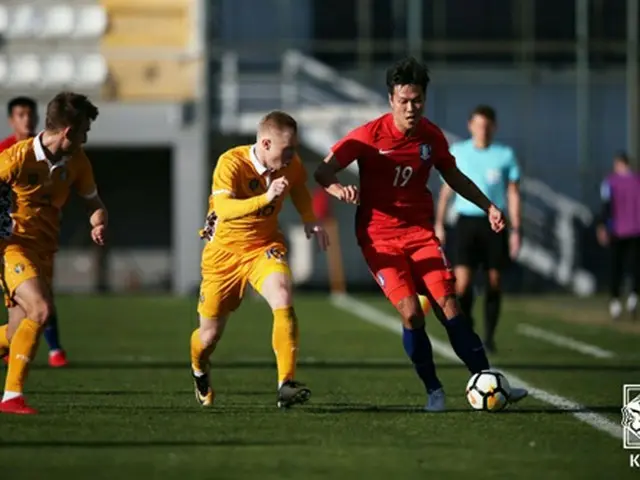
393,165,413,187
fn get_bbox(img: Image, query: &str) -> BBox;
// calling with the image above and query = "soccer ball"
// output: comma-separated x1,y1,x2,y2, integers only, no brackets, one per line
466,370,511,412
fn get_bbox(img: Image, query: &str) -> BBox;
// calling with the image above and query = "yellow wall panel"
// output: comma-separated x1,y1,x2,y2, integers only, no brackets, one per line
104,58,199,101
101,0,192,8
102,7,190,48
99,0,198,100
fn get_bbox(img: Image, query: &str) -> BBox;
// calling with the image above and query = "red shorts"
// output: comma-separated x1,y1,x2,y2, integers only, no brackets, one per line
361,230,455,306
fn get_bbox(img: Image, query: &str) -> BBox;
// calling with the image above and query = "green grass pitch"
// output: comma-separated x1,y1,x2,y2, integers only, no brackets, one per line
0,293,638,479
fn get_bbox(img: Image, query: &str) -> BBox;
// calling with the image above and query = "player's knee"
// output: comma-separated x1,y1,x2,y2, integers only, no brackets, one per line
455,281,470,296
434,295,460,320
404,313,425,329
454,266,472,291
199,317,226,346
267,287,292,310
455,275,472,296
260,274,293,310
26,298,52,325
487,271,502,291
396,296,425,329
199,326,221,347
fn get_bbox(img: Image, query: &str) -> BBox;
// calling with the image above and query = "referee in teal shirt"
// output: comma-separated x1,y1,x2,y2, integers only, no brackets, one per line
435,105,522,354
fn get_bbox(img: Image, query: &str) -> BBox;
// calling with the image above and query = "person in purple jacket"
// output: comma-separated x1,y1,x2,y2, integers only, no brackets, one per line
597,152,640,320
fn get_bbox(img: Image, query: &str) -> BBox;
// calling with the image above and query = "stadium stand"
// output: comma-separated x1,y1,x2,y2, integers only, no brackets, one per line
0,0,197,101
0,2,107,97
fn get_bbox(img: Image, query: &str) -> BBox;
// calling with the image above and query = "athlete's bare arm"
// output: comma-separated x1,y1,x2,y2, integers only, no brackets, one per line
434,183,454,243
314,154,359,204
440,166,492,212
83,194,108,246
440,166,506,232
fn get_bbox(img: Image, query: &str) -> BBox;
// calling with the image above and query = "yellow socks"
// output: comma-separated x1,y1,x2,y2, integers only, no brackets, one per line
190,328,215,374
4,318,42,397
0,324,9,350
272,307,299,387
190,309,299,389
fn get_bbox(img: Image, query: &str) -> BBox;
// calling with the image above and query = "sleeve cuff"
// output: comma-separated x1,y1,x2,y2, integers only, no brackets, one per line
82,188,98,200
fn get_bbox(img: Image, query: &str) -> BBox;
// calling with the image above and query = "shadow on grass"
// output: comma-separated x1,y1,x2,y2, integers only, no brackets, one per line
29,390,269,396
7,400,621,416
0,439,306,448
303,403,621,415
28,360,640,372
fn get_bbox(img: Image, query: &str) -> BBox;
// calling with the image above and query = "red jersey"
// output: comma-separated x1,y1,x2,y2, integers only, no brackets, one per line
331,113,455,244
312,187,332,221
0,135,18,153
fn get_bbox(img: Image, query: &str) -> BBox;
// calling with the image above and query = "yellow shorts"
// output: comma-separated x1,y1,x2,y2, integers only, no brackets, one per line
198,242,291,319
0,244,54,307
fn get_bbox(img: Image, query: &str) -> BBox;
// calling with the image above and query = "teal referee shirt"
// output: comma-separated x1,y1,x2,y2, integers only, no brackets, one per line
449,139,520,216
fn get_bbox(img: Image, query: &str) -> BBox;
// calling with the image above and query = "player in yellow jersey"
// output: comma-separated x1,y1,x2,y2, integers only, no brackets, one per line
190,111,329,408
0,92,108,414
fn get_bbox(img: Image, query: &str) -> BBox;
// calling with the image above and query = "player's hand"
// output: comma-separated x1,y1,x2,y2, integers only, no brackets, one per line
596,224,609,246
337,185,359,204
304,222,330,251
91,225,106,246
509,230,521,259
487,205,506,233
266,177,289,202
435,222,446,246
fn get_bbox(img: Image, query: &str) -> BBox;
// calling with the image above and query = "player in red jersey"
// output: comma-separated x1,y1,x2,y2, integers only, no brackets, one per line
0,97,38,152
0,96,69,368
314,58,528,411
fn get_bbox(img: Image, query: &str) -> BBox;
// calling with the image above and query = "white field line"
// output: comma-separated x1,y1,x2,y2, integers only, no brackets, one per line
330,293,622,440
517,323,616,359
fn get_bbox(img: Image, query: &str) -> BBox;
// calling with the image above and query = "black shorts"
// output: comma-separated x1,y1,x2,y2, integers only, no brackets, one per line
454,215,510,270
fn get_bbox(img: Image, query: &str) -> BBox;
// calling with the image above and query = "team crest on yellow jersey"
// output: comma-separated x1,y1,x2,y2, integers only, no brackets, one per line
14,263,24,274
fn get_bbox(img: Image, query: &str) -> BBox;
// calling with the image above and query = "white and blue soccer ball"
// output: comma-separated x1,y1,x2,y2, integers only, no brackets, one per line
466,370,511,412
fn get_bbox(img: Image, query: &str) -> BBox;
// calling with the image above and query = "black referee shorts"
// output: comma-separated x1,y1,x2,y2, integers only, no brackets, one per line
453,215,510,270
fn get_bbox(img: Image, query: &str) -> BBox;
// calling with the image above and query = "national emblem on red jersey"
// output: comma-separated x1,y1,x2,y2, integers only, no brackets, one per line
420,144,431,161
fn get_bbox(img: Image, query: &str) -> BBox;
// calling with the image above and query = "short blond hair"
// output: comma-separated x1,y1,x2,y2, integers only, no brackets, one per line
258,110,298,135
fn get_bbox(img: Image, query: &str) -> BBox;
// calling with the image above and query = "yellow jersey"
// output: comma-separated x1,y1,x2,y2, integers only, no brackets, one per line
201,144,316,253
0,134,97,253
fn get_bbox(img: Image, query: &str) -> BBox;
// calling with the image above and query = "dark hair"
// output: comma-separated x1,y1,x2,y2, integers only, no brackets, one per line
259,110,298,134
386,57,430,95
7,96,37,117
45,92,99,131
614,151,630,164
470,105,497,123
